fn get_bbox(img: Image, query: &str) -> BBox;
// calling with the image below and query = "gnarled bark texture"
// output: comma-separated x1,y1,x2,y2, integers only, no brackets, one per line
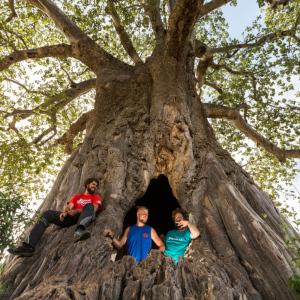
3,56,300,300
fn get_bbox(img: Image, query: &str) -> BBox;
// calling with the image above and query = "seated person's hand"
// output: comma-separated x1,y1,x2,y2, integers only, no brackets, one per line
59,212,67,221
68,209,78,216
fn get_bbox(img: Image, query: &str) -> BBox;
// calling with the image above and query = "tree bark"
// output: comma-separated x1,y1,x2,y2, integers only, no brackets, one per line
3,56,300,300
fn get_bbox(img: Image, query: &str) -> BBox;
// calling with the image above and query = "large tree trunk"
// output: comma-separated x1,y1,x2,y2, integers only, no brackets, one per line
3,57,300,300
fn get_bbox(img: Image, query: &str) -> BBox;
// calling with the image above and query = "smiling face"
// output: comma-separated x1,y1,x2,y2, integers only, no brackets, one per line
137,209,149,224
86,181,98,194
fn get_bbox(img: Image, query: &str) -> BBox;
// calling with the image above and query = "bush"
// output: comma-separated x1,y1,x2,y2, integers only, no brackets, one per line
0,184,34,258
284,219,300,299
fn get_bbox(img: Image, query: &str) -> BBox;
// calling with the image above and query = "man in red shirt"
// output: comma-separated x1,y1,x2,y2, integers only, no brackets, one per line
8,178,102,257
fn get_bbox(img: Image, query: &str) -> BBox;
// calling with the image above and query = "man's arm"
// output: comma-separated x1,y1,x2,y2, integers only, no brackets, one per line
59,203,74,220
151,228,165,251
104,227,130,250
178,220,200,239
93,204,99,212
70,203,99,216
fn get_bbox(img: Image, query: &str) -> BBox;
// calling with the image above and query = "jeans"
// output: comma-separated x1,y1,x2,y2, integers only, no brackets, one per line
24,203,95,248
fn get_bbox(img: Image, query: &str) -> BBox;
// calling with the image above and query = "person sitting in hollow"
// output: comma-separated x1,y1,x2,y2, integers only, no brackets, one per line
164,208,200,265
104,206,165,263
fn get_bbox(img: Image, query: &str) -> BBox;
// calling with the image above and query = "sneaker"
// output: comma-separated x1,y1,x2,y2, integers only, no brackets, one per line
8,244,34,257
73,228,91,243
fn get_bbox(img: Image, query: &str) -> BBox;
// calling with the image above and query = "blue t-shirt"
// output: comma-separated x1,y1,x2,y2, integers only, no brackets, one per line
164,229,192,265
127,225,152,263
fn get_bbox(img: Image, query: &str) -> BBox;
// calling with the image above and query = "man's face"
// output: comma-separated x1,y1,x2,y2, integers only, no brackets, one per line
87,181,98,194
137,209,149,224
174,213,184,229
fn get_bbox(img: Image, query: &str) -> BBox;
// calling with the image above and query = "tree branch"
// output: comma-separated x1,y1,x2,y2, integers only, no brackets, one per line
27,0,88,43
27,125,57,146
165,0,204,61
210,60,253,78
4,79,96,120
291,34,300,45
209,30,300,54
197,0,235,20
197,0,290,20
54,109,94,154
265,0,290,9
204,103,300,162
195,40,210,58
23,0,134,74
106,3,142,64
143,0,165,45
203,78,223,94
3,78,48,96
0,26,29,49
196,56,212,86
50,79,96,111
6,0,17,23
0,44,73,72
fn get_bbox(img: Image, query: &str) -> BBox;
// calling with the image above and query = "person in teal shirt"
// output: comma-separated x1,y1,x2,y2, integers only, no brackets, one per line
164,208,200,265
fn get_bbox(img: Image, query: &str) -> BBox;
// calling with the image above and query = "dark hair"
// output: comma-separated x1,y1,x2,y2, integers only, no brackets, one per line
84,177,100,188
172,208,188,221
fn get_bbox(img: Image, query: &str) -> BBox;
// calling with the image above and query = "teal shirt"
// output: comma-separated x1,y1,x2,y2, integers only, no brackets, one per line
164,229,192,265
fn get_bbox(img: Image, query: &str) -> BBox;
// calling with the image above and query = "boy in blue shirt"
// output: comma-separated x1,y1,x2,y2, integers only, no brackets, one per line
164,208,200,265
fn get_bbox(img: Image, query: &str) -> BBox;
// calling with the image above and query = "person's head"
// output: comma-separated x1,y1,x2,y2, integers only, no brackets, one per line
136,206,149,224
84,177,100,194
172,208,188,229
159,233,165,242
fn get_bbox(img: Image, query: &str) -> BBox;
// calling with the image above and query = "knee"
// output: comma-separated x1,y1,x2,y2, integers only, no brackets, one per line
83,203,94,210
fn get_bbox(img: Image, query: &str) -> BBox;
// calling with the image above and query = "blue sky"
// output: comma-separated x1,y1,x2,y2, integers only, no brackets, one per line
222,1,261,40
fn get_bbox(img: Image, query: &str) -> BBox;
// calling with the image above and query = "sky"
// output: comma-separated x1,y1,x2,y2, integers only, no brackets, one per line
221,1,300,221
222,0,261,39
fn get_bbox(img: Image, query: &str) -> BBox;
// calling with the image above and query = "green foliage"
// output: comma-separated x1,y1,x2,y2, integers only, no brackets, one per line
0,263,6,294
198,3,300,207
0,179,34,258
290,273,300,299
283,218,300,298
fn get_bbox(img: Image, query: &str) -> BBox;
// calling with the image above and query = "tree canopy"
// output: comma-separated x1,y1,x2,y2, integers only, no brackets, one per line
1,0,300,213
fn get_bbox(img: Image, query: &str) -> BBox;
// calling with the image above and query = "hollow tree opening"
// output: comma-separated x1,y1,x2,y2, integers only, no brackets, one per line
116,175,180,259
124,175,180,235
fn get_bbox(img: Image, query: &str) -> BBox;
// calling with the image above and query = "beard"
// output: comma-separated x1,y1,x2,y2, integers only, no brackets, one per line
139,217,147,224
87,187,95,194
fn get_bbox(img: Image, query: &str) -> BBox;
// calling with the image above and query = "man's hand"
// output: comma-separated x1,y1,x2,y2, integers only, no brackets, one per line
176,220,189,229
59,212,67,221
177,220,200,239
68,209,78,216
104,230,114,239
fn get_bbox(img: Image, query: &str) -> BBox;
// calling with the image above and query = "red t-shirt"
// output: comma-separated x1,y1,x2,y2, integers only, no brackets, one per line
67,193,102,210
